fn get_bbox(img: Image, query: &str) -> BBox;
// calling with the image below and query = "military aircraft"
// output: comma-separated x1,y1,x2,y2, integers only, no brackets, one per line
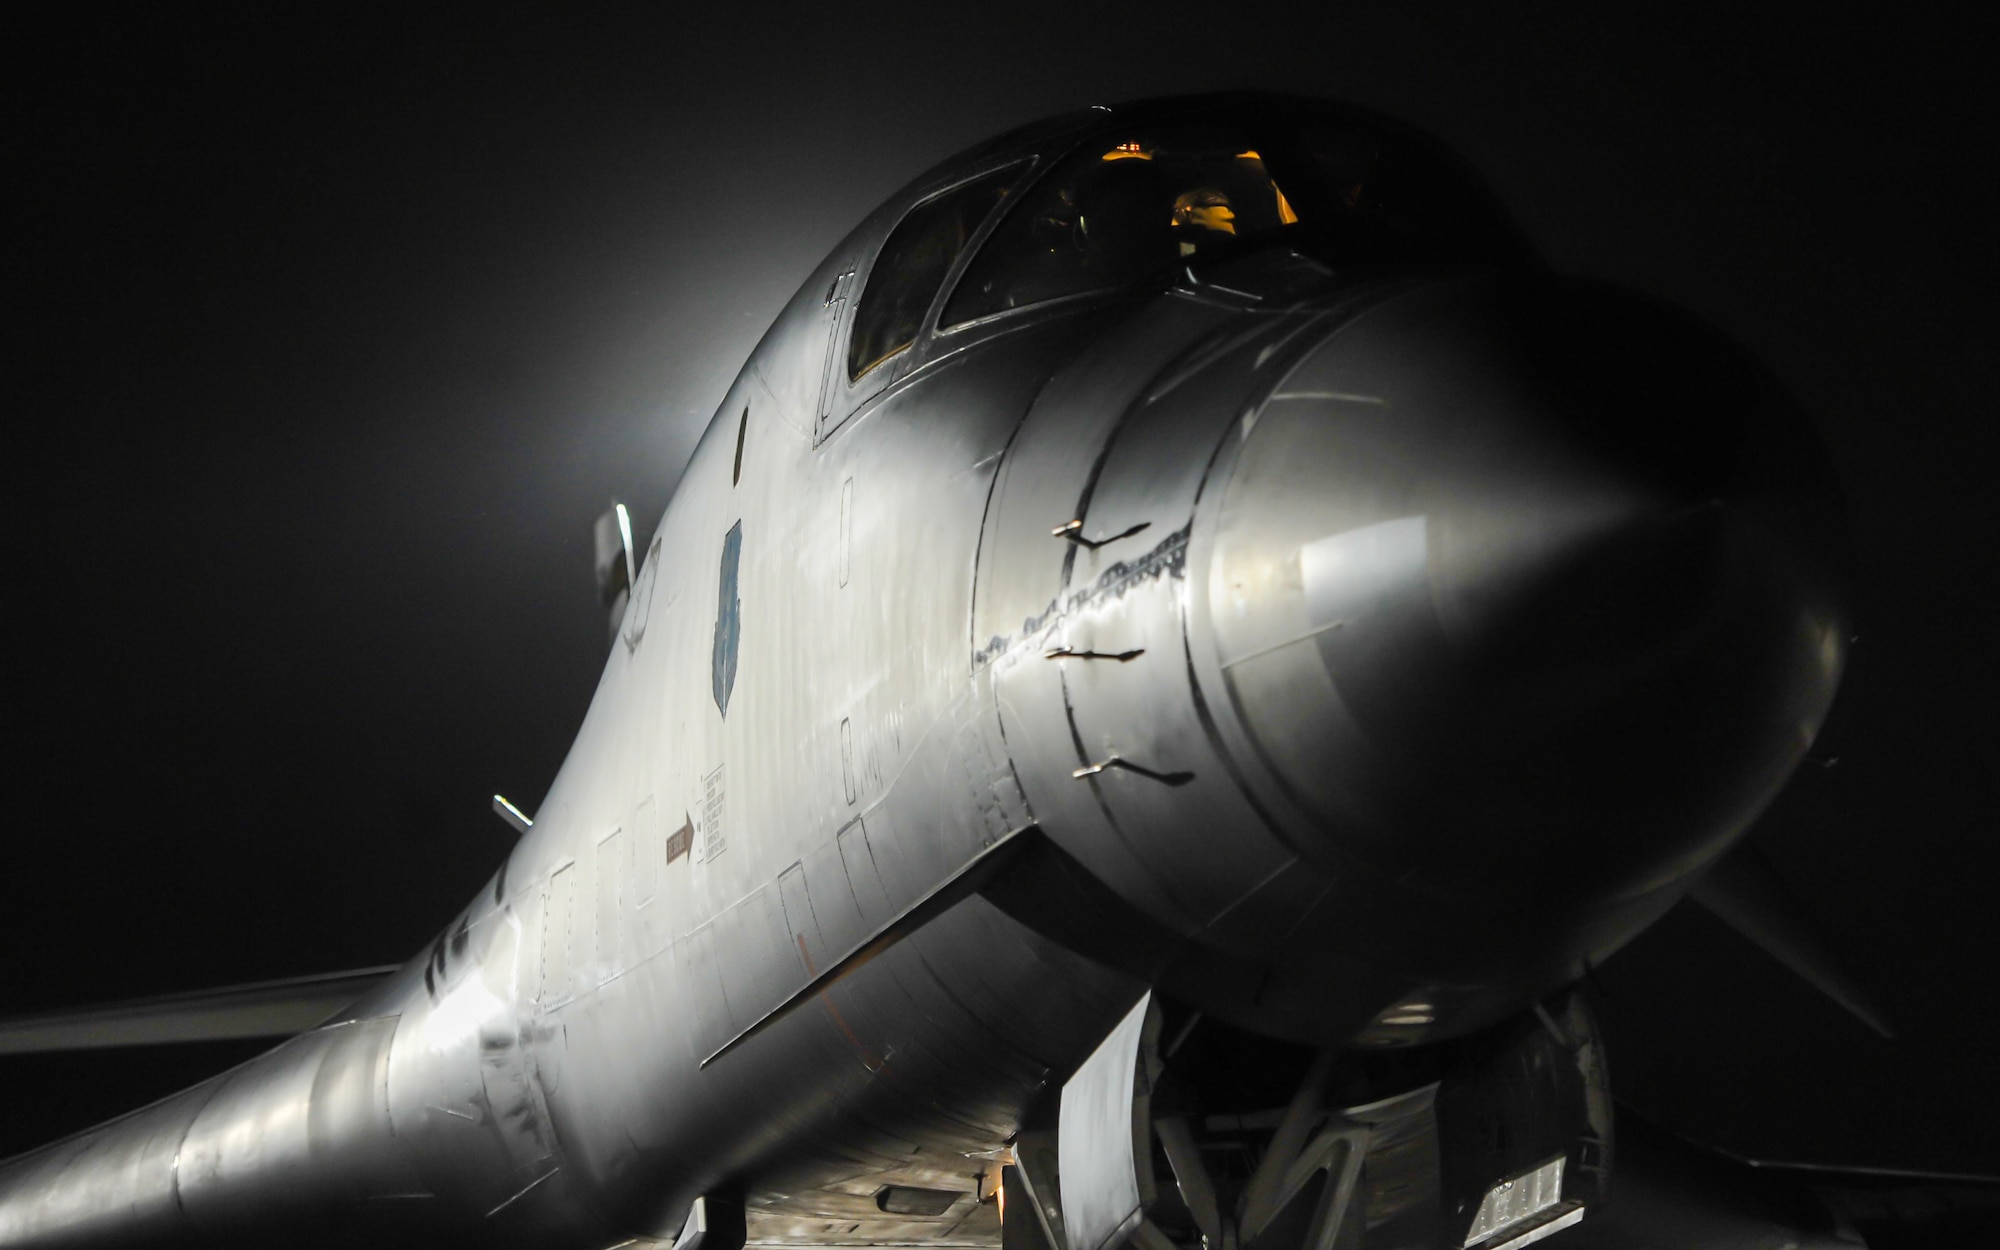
1,92,1981,1249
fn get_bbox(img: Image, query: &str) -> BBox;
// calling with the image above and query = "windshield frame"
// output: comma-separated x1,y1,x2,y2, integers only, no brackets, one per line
929,97,1536,339
815,153,1045,442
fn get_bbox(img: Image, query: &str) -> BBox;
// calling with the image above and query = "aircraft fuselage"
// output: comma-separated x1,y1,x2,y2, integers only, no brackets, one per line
0,94,1850,1250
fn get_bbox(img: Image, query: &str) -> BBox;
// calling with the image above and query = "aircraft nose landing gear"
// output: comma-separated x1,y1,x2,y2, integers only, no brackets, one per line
1011,993,1610,1250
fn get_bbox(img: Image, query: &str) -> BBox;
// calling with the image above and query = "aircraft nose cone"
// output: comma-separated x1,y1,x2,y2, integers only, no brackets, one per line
1202,277,1852,903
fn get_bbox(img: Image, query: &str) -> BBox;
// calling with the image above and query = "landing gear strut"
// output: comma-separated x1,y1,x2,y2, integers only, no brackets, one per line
1019,991,1610,1250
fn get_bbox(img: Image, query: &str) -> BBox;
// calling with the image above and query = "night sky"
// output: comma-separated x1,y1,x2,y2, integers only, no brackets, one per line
7,7,1995,1174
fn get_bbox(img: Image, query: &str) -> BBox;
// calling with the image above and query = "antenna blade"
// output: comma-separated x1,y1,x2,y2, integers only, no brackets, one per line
1688,846,1894,1038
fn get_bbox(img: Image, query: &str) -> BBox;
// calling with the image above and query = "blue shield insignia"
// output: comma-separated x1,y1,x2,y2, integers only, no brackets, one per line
712,520,742,717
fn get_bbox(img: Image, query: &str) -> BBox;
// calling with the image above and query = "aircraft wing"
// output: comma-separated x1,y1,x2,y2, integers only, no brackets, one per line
1562,1109,2000,1249
0,965,400,1055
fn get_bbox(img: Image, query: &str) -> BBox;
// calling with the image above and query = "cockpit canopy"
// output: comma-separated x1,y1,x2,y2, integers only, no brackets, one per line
844,96,1534,381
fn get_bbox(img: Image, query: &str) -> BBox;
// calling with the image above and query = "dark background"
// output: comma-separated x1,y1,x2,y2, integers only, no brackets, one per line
6,5,1995,1172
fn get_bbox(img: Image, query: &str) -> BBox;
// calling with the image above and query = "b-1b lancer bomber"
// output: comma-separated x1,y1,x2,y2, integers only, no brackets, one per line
4,93,1931,1248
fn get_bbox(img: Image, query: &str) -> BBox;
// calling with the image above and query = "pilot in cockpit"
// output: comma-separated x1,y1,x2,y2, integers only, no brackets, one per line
1169,187,1239,257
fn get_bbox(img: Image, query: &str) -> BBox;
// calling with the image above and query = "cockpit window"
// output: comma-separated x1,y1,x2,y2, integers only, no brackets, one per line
847,163,1021,382
941,111,1527,327
943,124,1280,326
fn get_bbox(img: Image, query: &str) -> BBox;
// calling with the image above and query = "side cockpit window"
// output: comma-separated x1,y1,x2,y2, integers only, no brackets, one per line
846,163,1022,382
942,123,1294,327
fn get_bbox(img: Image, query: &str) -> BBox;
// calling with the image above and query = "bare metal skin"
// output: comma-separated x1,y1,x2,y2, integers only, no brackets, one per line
0,95,1851,1250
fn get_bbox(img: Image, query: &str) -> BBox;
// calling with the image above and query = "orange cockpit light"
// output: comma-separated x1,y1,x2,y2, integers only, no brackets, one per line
1233,151,1300,224
1101,141,1152,161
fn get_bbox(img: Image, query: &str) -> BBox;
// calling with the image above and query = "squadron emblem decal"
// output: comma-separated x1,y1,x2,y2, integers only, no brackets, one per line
712,520,742,716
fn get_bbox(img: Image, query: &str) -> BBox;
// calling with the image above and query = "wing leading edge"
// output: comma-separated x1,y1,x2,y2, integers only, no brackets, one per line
0,965,400,1056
